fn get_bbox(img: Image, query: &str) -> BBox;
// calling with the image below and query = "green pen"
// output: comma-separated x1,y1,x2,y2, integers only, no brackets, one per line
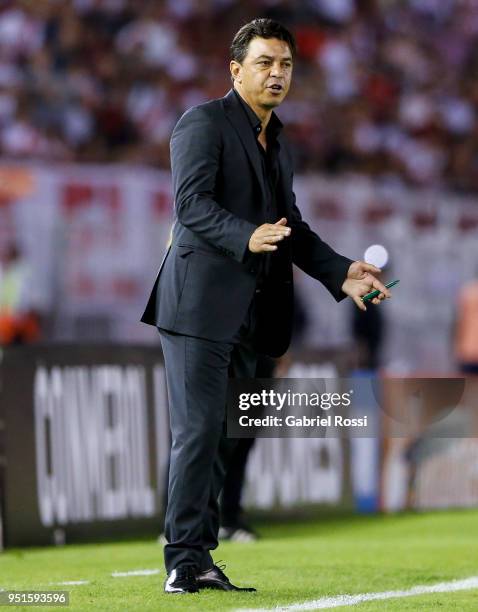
361,279,400,303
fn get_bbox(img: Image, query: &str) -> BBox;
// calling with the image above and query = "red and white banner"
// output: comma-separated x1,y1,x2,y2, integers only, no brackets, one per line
1,162,477,368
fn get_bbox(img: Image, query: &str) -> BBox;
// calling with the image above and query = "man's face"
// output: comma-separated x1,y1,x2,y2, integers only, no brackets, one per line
231,37,293,110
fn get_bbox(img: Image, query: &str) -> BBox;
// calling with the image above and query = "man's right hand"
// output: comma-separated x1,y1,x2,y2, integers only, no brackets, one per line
248,217,291,253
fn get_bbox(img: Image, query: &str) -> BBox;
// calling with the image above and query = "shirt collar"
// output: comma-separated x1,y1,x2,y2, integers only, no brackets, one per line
233,88,283,140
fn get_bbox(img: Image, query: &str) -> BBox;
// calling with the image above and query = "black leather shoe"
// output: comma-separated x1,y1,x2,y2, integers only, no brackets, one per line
164,566,199,594
196,563,256,592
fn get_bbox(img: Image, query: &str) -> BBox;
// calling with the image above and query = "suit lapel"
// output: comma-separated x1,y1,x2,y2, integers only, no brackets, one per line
223,90,268,204
277,133,293,215
223,89,294,216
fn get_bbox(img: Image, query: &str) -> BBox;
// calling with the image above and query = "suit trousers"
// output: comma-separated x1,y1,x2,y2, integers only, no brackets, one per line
158,299,258,572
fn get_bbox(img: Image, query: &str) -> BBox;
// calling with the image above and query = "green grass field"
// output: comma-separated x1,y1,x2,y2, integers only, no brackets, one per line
1,509,478,611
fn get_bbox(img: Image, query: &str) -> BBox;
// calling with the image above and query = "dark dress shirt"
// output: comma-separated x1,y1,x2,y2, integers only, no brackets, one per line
233,89,287,284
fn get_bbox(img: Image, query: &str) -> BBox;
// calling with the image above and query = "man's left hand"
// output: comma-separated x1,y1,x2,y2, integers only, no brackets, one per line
341,261,391,311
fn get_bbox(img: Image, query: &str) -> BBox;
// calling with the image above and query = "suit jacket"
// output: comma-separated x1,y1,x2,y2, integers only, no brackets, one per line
141,89,353,357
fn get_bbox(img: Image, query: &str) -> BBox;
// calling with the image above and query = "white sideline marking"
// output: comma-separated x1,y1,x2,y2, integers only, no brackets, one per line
54,580,90,586
236,576,478,611
5,568,165,592
112,569,161,578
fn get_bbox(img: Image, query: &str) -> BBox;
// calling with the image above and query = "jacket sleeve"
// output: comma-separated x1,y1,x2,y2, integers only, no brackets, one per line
289,191,353,302
170,106,257,263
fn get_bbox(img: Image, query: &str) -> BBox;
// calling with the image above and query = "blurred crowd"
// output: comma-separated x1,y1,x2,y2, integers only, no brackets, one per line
3,0,478,191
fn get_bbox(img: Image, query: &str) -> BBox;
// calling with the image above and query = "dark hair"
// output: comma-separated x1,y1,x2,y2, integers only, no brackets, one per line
230,18,296,64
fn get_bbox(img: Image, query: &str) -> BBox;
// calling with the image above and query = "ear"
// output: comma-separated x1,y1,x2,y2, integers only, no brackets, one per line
230,60,242,84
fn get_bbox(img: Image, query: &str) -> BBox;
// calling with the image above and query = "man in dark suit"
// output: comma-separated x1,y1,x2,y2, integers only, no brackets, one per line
141,18,391,594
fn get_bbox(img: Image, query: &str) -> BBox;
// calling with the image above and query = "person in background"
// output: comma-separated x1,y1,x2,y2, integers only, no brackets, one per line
454,272,478,375
350,293,384,371
218,353,275,543
0,243,40,346
219,289,308,542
